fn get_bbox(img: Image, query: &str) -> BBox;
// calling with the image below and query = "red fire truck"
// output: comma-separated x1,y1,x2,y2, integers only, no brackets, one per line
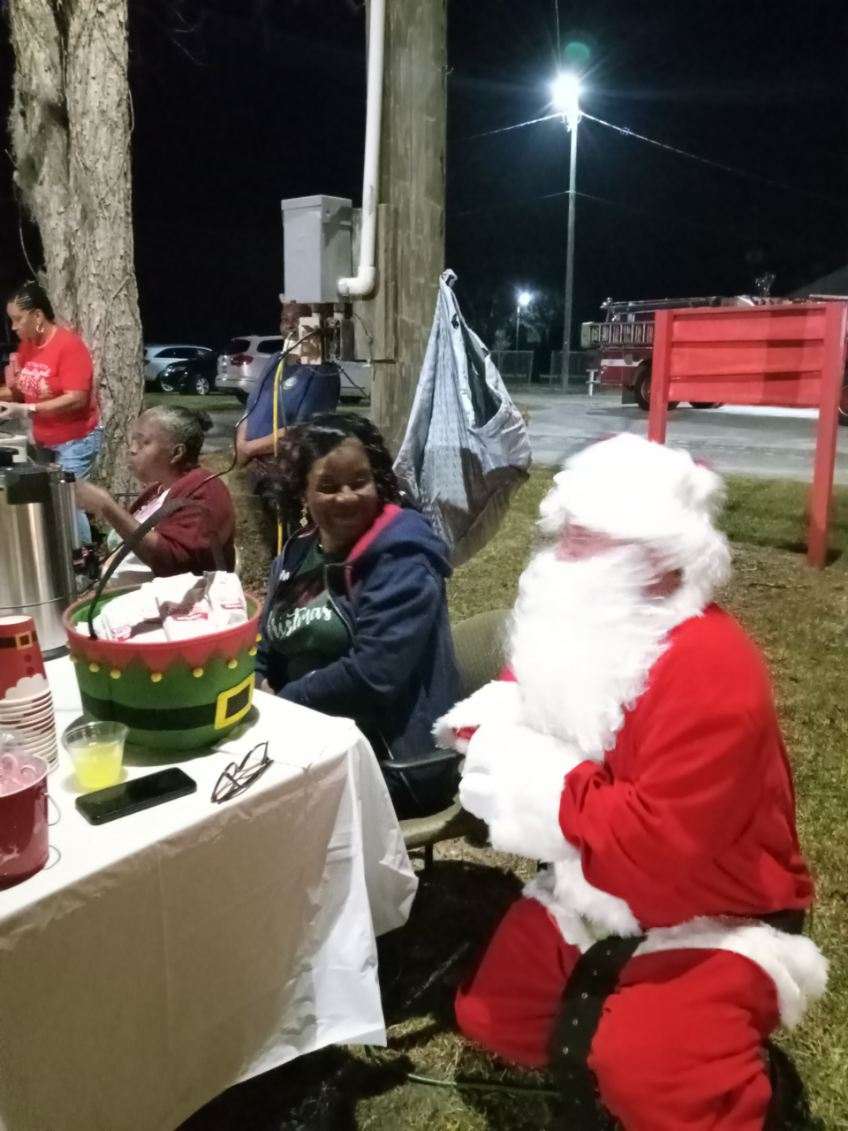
580,293,848,423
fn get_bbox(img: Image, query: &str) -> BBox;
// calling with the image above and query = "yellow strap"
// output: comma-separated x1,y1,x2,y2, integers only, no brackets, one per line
272,357,286,555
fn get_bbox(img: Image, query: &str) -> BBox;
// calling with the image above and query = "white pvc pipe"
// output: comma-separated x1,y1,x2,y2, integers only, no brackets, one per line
338,0,385,299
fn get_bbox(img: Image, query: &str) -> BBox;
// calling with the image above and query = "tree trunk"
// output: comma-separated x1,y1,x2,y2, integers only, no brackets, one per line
369,0,447,455
65,1,142,495
7,0,142,495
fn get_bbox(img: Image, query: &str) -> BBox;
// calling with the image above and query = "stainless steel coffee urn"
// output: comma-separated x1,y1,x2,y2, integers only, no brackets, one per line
0,449,81,657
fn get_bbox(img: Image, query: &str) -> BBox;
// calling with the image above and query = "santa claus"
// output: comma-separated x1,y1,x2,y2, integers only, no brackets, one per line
435,434,826,1130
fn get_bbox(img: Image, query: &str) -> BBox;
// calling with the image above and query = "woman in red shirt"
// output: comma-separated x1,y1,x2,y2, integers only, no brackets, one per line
0,280,102,541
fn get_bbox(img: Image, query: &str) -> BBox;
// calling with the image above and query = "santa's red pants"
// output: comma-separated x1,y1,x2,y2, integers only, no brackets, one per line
455,897,780,1130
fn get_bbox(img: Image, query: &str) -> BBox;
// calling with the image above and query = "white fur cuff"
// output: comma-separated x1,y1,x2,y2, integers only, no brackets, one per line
551,856,641,938
523,869,599,953
635,918,828,1029
433,679,524,751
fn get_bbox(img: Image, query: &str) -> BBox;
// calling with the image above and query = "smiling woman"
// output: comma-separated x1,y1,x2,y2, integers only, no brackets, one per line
255,413,462,819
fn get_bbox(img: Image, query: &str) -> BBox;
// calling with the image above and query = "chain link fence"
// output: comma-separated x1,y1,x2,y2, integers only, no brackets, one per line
539,350,594,387
489,349,598,389
490,349,534,385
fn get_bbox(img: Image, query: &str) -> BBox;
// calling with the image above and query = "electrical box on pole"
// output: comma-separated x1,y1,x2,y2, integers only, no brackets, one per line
280,194,353,304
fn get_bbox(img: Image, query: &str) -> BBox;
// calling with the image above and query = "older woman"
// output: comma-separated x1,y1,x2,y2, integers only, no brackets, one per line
0,280,102,540
256,413,461,818
74,405,235,583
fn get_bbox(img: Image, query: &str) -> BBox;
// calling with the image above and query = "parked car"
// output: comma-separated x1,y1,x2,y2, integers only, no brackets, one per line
157,351,218,396
144,344,215,389
216,335,284,402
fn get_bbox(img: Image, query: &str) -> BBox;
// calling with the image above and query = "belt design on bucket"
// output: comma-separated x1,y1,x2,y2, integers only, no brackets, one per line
81,674,254,732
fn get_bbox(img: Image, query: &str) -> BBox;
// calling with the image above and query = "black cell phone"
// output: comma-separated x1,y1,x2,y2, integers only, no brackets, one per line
75,768,196,825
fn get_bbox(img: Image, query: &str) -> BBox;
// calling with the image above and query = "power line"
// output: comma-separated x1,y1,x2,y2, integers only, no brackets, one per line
457,108,844,210
463,111,561,140
580,111,845,209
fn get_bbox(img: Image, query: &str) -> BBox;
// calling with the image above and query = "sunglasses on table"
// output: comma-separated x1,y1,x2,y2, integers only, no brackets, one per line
211,741,273,803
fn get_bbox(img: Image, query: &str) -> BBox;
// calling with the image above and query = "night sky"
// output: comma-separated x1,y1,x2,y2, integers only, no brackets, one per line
0,0,846,355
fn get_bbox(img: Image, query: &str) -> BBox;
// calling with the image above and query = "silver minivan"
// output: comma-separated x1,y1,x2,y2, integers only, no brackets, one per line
216,335,371,403
216,335,284,402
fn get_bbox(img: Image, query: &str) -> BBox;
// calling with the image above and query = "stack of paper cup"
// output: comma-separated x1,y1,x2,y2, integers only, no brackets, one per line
0,616,58,770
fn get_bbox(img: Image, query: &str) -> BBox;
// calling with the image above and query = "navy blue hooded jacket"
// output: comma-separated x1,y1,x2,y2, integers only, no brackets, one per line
255,504,460,771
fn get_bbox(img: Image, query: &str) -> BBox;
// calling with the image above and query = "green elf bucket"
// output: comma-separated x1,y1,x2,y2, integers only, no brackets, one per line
63,588,262,752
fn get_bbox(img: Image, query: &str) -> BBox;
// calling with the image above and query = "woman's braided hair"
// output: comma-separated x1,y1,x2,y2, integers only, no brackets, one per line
143,404,212,467
10,279,55,321
273,412,402,530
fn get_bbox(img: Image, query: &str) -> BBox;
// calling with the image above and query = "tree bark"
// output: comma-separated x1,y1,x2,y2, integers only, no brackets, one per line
65,0,142,495
7,0,142,495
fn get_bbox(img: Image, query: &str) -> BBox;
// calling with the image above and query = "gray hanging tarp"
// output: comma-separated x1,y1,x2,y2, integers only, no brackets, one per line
394,270,532,566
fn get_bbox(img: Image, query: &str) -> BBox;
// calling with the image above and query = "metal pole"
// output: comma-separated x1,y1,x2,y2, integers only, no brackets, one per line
515,306,520,351
561,115,578,389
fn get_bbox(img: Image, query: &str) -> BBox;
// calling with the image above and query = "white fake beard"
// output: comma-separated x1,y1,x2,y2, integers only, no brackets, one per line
509,544,707,759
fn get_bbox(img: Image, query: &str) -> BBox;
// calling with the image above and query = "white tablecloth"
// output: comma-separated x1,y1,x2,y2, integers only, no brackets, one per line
0,657,418,1131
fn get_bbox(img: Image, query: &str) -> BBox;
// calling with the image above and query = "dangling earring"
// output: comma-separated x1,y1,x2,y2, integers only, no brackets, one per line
299,501,309,528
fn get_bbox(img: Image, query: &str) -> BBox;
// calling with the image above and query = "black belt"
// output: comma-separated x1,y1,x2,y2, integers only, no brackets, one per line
549,934,641,1129
549,910,808,1129
759,908,805,936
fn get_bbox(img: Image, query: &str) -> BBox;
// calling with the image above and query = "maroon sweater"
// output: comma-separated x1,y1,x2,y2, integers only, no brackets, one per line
131,466,236,576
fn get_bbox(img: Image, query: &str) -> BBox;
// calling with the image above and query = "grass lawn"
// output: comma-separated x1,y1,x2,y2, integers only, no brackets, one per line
142,392,369,415
143,391,243,412
188,462,848,1130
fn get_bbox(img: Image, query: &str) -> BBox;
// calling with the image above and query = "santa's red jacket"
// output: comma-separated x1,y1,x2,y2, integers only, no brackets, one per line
559,603,813,927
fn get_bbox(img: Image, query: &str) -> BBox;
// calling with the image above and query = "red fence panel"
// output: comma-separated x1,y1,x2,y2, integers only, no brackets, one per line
647,302,848,568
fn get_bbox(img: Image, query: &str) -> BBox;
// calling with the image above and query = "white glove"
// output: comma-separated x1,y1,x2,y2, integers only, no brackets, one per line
458,765,498,825
459,722,585,862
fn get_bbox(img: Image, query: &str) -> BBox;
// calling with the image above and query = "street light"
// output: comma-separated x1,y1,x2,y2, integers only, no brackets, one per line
515,290,532,350
550,71,582,388
551,72,581,130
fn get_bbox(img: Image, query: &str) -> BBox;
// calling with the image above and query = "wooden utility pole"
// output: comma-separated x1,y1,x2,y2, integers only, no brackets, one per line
366,0,447,454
